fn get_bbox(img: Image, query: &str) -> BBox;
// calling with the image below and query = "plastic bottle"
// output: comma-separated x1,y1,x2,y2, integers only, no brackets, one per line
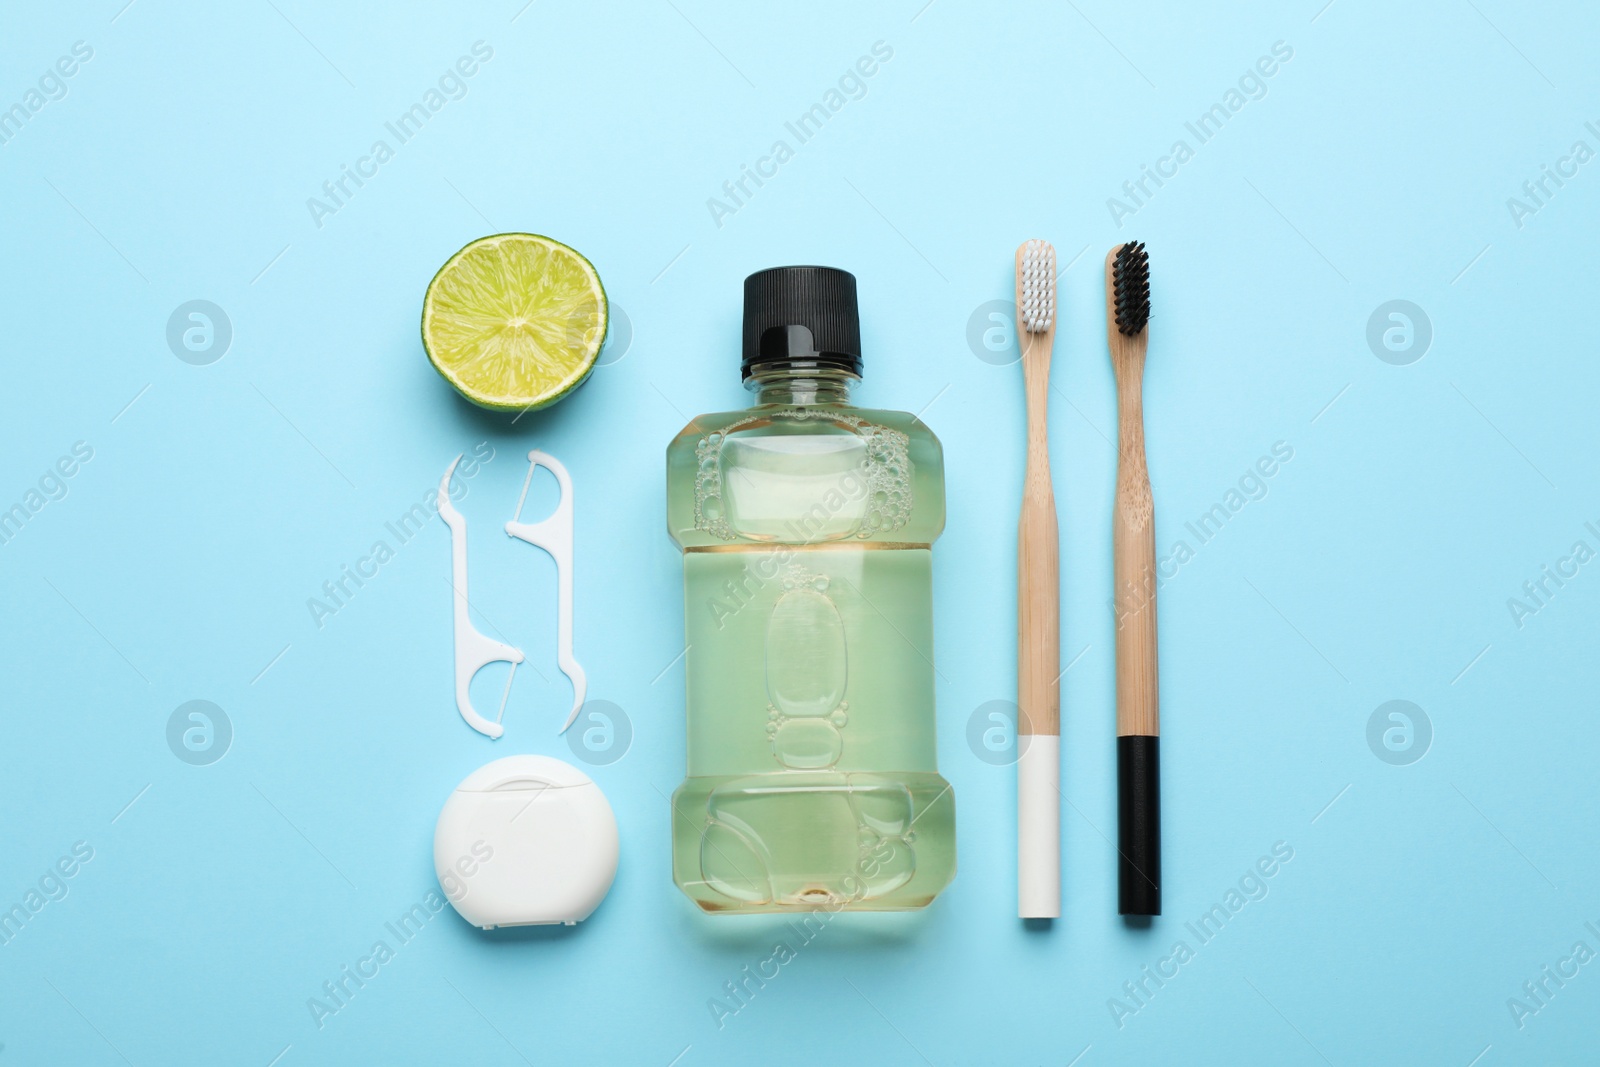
667,266,956,913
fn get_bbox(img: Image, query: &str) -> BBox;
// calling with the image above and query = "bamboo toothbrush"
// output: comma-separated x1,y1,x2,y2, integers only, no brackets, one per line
1105,241,1161,918
1015,239,1060,920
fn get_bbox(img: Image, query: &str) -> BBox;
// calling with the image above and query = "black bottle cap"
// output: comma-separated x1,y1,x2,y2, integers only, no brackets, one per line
742,266,862,380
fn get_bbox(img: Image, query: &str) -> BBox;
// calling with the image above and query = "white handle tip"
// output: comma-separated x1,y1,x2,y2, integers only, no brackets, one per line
1017,734,1061,919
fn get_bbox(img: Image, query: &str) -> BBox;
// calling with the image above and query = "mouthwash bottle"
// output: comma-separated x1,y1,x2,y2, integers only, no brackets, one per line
668,267,956,913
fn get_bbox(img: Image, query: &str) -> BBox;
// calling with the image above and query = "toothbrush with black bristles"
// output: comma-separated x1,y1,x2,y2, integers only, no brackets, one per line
1105,241,1161,918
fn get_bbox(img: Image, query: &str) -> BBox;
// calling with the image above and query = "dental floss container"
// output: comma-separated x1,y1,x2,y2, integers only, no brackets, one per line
434,754,618,928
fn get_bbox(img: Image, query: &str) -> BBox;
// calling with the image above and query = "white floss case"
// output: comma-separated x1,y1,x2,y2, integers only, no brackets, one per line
434,754,618,928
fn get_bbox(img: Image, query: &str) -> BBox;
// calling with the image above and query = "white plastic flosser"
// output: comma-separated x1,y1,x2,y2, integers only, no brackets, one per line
505,450,587,733
439,455,524,739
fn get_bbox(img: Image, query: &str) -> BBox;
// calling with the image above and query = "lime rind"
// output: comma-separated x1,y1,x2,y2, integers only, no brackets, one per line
422,233,608,411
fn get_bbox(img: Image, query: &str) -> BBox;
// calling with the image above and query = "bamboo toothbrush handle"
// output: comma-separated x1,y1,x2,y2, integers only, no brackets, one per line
1018,496,1059,734
1019,342,1060,740
1018,327,1061,920
1112,373,1159,738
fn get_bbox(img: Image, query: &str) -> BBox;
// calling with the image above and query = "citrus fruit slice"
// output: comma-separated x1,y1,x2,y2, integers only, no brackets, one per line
422,233,608,411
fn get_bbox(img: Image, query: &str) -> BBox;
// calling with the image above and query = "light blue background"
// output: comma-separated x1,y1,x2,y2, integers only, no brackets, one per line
3,0,1598,1063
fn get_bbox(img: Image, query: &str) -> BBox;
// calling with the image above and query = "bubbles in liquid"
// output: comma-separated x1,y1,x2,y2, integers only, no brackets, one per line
692,410,913,541
857,422,913,537
692,429,732,540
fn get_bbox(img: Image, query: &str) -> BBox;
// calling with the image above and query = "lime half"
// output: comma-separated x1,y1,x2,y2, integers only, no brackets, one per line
422,233,608,411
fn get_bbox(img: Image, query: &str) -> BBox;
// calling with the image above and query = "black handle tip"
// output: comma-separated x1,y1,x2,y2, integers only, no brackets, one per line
1118,734,1162,916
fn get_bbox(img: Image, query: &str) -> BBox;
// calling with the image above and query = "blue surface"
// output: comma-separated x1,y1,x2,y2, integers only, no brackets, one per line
3,1,1599,1063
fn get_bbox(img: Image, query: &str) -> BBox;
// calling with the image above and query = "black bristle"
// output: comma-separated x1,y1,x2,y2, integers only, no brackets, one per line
1112,241,1151,336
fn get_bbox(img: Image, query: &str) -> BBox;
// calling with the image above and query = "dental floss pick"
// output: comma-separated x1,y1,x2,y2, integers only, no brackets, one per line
505,450,588,734
438,455,525,739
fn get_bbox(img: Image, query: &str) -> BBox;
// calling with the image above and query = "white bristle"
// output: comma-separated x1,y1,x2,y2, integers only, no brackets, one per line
1019,238,1056,332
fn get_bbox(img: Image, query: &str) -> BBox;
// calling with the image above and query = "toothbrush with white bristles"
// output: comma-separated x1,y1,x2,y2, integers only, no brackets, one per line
1015,239,1061,920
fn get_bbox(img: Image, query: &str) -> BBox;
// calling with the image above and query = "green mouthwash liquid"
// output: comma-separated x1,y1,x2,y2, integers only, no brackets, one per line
668,267,956,913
